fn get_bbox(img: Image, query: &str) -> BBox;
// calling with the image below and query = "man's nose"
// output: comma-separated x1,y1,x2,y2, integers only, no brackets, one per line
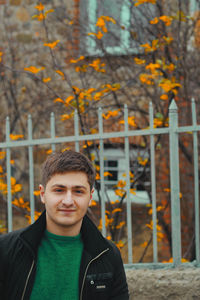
62,191,74,205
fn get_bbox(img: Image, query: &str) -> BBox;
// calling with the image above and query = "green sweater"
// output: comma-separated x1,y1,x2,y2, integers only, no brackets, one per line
30,230,83,300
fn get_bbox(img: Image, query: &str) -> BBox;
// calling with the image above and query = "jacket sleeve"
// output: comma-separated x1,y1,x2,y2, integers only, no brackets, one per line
109,242,129,300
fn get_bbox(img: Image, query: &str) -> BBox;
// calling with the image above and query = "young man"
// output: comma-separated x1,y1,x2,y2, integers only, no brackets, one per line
0,150,129,300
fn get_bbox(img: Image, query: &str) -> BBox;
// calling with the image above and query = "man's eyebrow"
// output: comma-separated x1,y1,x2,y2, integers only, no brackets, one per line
73,185,87,190
51,184,66,188
51,184,87,190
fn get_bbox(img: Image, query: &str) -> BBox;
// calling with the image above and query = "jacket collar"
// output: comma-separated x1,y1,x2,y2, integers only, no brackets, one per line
19,210,110,258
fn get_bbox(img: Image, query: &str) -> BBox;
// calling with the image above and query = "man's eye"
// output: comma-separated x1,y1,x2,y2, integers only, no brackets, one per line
75,190,83,194
55,189,63,192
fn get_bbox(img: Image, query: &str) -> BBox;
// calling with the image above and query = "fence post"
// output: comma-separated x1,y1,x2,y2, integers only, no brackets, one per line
191,98,200,263
6,117,12,232
28,115,35,224
169,100,181,266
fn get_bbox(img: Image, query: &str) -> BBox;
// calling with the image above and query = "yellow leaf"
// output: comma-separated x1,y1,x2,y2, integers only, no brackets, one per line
104,171,113,177
141,241,148,247
139,73,154,85
128,116,136,127
32,13,45,21
163,36,173,44
61,147,71,152
130,188,136,195
93,92,102,101
89,200,97,207
90,153,95,161
55,70,64,78
157,206,164,211
116,180,126,188
70,55,85,63
10,134,24,140
10,160,15,165
112,208,122,214
115,189,125,197
0,52,3,63
54,98,64,103
61,114,71,121
138,156,148,166
34,190,40,196
0,152,6,160
43,77,51,83
0,166,3,173
35,2,44,11
14,184,22,193
95,173,100,180
65,95,74,104
160,15,172,26
150,17,159,24
24,66,45,74
134,0,156,6
160,94,168,100
44,9,54,16
88,31,103,40
83,141,93,149
167,63,175,72
116,221,125,229
46,149,53,154
146,63,160,73
95,165,100,171
44,40,60,49
115,240,124,249
72,86,80,95
134,57,146,64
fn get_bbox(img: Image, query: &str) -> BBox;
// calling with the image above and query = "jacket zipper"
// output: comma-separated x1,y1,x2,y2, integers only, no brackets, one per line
80,248,109,300
21,259,35,300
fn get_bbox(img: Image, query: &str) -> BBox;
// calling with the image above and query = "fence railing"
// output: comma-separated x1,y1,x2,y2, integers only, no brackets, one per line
0,99,199,268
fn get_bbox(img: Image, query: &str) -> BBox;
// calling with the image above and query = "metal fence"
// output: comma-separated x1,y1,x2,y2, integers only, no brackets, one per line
0,99,199,269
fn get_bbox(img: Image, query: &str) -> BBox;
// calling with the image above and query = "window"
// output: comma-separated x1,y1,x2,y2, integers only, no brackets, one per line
92,147,150,204
80,0,156,56
190,0,200,14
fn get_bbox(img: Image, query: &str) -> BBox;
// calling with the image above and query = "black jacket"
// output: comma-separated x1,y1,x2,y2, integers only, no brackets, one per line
0,211,129,300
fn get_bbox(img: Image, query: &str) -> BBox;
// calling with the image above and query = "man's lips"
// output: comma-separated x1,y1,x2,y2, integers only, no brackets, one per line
58,209,76,212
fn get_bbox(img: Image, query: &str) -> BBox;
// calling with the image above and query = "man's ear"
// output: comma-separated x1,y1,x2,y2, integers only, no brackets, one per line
89,188,94,206
39,184,45,204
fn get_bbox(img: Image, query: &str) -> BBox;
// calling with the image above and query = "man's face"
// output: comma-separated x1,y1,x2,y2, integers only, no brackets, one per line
40,171,93,236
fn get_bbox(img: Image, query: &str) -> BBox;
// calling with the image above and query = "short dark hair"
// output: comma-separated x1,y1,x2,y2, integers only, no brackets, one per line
41,150,96,190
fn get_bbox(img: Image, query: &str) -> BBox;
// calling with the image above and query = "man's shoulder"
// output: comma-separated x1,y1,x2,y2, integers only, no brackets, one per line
0,227,26,247
104,238,122,259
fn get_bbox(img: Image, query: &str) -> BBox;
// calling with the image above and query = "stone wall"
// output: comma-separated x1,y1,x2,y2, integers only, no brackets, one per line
126,267,200,300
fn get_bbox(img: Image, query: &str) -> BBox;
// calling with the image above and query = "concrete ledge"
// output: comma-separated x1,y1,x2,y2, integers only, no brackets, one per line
126,267,200,299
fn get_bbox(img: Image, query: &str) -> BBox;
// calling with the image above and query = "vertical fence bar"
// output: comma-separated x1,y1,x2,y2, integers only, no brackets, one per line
6,117,12,232
98,107,106,237
169,100,181,266
149,102,158,263
50,112,56,152
124,105,133,263
191,98,200,263
28,115,35,224
74,110,80,152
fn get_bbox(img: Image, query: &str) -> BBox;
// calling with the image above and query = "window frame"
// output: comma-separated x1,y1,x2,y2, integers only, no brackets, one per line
87,0,133,56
